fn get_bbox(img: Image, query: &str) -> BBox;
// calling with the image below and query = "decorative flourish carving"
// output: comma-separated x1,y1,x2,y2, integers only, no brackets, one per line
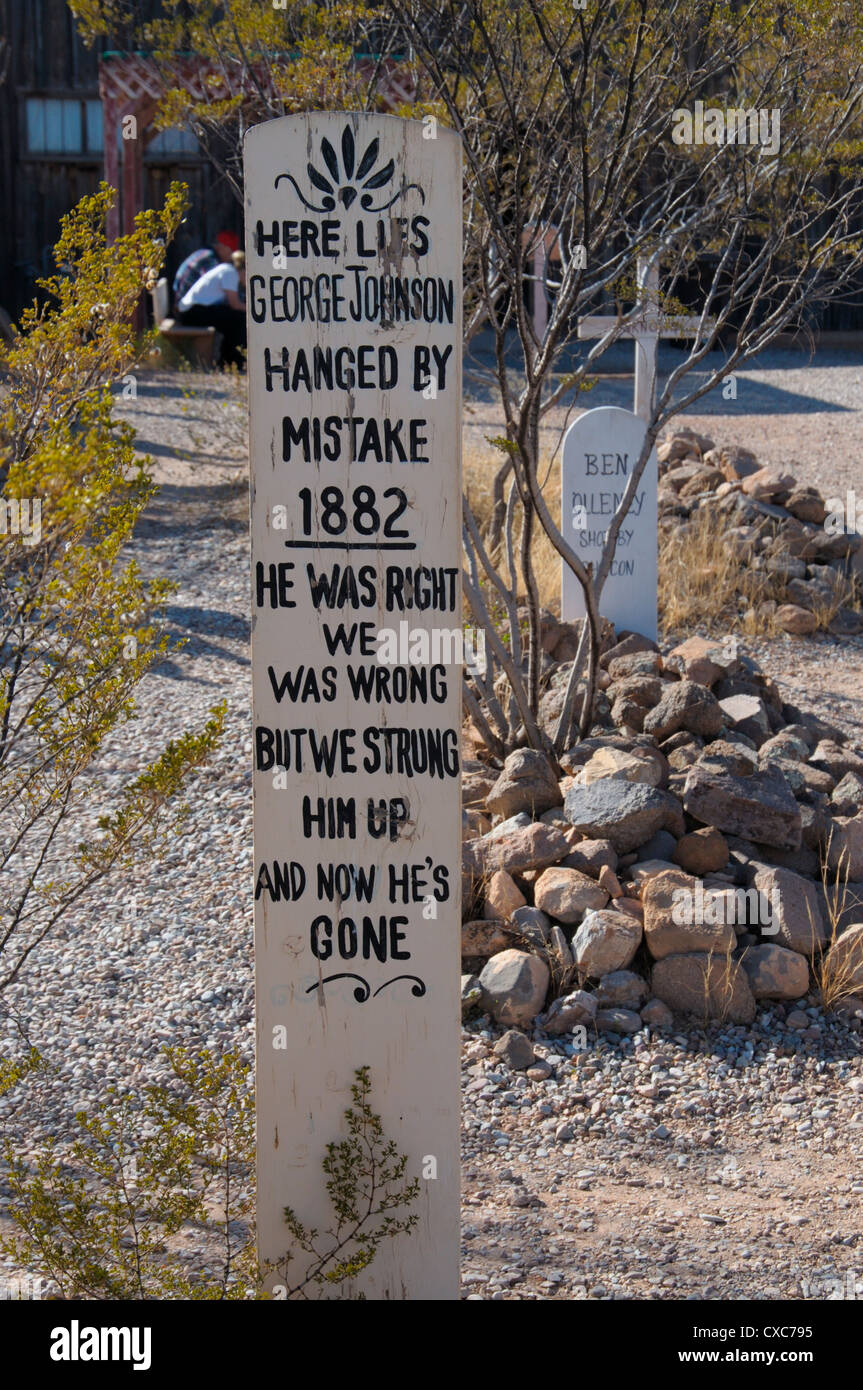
275,126,425,213
305,973,427,1003
373,976,426,999
305,973,371,1003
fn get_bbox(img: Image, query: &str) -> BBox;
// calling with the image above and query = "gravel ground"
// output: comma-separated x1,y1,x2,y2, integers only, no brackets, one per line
1,363,862,1300
460,1014,863,1301
465,340,863,501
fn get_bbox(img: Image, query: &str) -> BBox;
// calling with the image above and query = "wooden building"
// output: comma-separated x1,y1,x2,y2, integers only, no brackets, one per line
0,0,238,322
1,0,862,337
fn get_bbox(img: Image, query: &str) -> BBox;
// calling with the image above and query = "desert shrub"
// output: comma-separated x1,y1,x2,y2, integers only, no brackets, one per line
0,183,224,990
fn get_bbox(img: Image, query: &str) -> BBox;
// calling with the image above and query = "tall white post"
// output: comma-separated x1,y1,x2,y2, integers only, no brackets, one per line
633,254,660,422
533,234,548,342
245,113,463,1300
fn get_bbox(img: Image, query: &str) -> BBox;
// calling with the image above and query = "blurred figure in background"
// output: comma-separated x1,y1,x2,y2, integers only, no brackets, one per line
177,249,247,370
172,231,240,313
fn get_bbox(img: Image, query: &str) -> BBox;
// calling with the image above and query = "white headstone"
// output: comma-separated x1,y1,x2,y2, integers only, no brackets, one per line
245,112,462,1299
561,406,658,641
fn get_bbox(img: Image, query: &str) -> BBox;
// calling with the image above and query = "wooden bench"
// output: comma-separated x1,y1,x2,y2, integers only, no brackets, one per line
150,278,216,366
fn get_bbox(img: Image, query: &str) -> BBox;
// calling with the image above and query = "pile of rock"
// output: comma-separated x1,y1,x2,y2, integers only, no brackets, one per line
656,427,863,636
462,629,863,1034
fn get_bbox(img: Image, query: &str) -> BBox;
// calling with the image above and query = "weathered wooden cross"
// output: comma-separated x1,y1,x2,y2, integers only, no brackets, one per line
577,255,716,420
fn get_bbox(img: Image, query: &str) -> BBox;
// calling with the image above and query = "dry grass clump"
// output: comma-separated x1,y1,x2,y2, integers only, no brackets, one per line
701,948,746,1026
658,507,861,640
659,507,778,637
463,440,561,610
815,847,863,1012
806,576,861,632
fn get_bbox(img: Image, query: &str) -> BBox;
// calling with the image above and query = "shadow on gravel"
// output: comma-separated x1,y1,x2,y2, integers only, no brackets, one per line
135,480,249,540
465,334,858,415
150,656,243,686
153,603,251,675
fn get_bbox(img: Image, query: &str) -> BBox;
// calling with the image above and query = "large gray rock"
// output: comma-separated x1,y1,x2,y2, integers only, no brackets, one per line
486,749,563,819
643,680,724,741
493,1028,536,1070
533,867,609,924
596,1007,642,1035
478,949,550,1026
682,765,802,851
642,868,736,960
825,813,863,880
594,970,649,1009
740,943,810,999
571,909,642,978
651,952,756,1023
463,822,574,883
564,780,684,853
539,989,597,1035
752,865,827,955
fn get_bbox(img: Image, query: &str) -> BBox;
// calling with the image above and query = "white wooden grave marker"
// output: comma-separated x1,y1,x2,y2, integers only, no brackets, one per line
576,255,715,421
562,256,715,638
561,406,658,640
245,113,462,1299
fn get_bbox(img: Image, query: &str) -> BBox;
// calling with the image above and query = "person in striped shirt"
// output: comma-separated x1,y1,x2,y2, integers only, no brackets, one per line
172,231,240,312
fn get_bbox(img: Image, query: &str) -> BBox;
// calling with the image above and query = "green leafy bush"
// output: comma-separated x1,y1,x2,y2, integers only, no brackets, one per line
0,183,224,989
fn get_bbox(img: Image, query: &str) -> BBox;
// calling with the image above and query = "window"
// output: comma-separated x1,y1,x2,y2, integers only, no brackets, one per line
86,101,104,153
146,127,201,157
25,97,103,155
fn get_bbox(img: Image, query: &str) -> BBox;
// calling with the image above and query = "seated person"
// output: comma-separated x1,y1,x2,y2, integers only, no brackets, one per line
172,231,240,312
176,251,247,369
